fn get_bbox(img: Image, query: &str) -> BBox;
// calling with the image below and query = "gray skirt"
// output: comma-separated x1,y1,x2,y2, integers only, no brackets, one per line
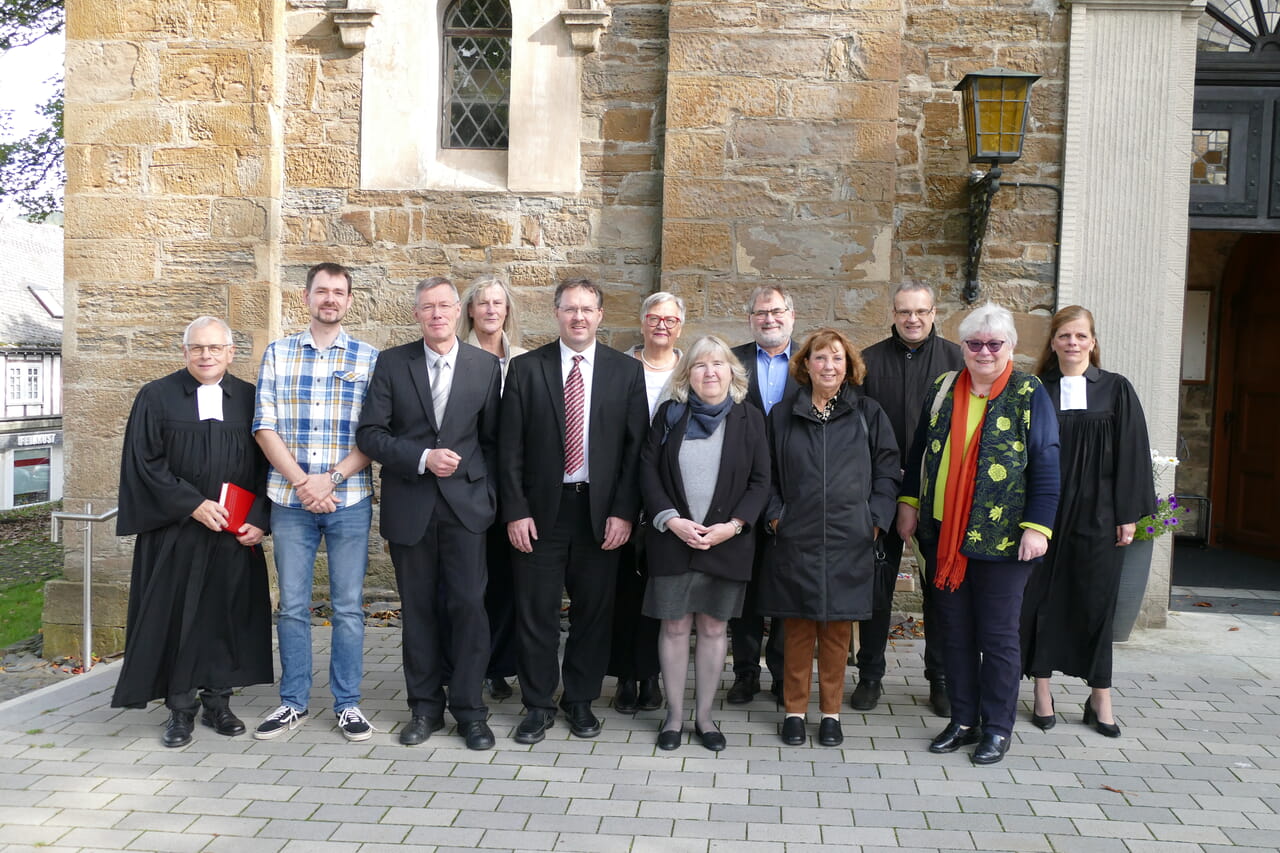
642,571,747,622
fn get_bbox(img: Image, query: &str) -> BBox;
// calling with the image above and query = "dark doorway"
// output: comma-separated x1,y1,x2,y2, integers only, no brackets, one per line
1209,234,1280,560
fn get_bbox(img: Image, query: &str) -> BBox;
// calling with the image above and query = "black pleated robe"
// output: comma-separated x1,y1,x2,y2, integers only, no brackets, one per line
1021,366,1155,686
110,369,273,707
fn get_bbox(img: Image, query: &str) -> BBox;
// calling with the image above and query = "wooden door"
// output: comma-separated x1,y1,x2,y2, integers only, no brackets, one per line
1212,235,1280,558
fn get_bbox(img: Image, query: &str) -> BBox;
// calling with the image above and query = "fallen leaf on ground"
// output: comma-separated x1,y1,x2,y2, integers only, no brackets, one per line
1101,785,1125,794
1228,626,1240,631
1193,601,1213,607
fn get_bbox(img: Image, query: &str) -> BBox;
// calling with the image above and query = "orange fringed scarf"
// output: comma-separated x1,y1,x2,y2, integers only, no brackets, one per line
933,360,1015,592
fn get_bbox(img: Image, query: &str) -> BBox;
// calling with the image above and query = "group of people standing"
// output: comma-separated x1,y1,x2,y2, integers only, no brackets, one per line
111,265,1154,766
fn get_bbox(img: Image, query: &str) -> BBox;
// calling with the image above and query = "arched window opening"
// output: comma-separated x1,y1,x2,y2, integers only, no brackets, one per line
442,0,513,150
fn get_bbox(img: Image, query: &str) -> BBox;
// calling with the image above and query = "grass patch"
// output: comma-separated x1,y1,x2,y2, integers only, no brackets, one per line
0,580,46,647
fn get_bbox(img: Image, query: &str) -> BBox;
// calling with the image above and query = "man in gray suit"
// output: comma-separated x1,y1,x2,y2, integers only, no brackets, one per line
357,276,503,750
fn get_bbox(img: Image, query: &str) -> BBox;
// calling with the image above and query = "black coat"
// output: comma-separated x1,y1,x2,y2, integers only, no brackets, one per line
860,326,964,459
499,340,649,541
640,399,771,583
356,337,503,542
759,385,902,622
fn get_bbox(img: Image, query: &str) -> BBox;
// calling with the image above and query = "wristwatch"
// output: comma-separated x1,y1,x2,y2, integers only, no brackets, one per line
730,519,744,536
329,470,346,486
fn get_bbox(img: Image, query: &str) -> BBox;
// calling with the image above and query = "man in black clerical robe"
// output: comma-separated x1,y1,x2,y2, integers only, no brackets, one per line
111,316,274,748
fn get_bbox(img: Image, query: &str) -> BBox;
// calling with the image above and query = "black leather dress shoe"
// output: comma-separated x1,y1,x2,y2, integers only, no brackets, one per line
459,720,496,751
849,679,882,711
162,710,195,748
929,680,951,718
614,680,638,713
485,677,513,701
562,702,601,738
515,709,555,744
657,728,682,751
971,732,1011,765
780,715,806,746
399,715,445,746
200,705,246,737
637,676,663,711
695,723,726,752
928,722,981,753
817,717,844,747
726,673,759,704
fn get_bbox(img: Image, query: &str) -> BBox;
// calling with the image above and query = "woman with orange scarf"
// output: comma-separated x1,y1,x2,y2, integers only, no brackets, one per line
896,302,1060,765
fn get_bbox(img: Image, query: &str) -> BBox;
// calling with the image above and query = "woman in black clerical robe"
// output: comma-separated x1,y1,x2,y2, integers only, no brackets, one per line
111,366,274,712
1020,306,1154,738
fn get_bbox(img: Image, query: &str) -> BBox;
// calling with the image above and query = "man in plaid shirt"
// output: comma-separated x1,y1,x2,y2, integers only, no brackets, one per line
252,262,380,742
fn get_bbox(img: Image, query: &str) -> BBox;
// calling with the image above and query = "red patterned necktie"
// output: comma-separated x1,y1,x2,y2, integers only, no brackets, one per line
564,354,585,475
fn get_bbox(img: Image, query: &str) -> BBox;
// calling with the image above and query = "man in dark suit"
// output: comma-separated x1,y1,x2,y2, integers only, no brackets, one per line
500,278,649,744
356,276,503,750
727,284,801,704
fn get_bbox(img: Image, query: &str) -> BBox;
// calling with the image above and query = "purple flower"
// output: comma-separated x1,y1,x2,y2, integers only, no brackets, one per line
1169,517,1179,526
1146,526,1156,534
1168,496,1179,508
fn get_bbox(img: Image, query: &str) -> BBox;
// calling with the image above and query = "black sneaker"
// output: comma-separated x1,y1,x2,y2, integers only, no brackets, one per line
337,706,374,742
254,705,308,740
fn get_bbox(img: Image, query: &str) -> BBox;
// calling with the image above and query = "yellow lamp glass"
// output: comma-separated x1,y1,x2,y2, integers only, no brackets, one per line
955,69,1040,165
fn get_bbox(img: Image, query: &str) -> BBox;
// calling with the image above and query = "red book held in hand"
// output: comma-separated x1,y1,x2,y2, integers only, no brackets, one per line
218,482,256,535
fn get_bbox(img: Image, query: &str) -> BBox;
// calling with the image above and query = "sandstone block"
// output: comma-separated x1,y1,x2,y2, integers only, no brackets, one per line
736,222,889,279
849,30,902,82
41,578,131,627
65,102,179,145
42,623,128,660
667,76,778,129
668,3,760,30
338,210,374,244
665,178,790,220
162,241,257,284
670,33,831,76
64,144,143,194
603,108,654,143
67,5,191,40
661,222,733,272
537,214,592,247
64,238,158,282
148,198,215,238
420,210,514,248
229,283,272,332
374,209,411,245
188,104,274,147
664,131,725,177
65,40,144,103
785,81,898,121
212,198,269,239
285,146,360,188
150,146,236,196
191,0,271,41
601,153,657,174
596,205,660,250
159,48,256,102
64,194,148,239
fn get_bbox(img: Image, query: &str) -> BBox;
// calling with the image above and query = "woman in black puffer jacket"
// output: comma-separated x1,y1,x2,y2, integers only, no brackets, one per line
760,327,901,748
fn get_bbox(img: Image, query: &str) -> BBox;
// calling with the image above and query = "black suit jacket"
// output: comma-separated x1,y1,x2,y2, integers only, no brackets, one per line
499,340,648,541
356,337,502,543
640,400,771,583
731,339,801,416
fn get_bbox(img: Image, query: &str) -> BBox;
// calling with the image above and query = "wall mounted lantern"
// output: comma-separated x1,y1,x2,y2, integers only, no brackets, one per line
954,68,1040,304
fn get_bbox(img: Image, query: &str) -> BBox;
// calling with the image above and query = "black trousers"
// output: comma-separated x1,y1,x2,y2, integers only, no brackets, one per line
484,522,519,680
853,531,946,683
514,486,619,712
166,687,232,714
927,539,1036,738
729,536,784,685
607,540,660,681
391,495,490,724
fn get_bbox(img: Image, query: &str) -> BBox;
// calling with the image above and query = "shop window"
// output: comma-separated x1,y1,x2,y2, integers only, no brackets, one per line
13,448,51,506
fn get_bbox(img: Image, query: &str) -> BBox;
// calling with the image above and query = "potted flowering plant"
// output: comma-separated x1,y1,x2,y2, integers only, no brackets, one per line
1115,452,1182,642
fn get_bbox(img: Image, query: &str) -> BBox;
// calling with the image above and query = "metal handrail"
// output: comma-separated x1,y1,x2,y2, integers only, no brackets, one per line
50,504,119,672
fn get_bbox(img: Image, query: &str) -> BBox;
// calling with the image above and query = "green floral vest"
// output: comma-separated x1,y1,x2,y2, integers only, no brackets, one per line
919,370,1042,559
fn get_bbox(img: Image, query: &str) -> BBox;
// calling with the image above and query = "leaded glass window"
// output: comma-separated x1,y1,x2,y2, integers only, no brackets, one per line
443,0,512,150
1192,129,1231,184
1198,0,1280,53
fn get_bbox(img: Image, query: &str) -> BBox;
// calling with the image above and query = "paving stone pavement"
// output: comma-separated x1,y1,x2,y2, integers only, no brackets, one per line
1,609,1278,852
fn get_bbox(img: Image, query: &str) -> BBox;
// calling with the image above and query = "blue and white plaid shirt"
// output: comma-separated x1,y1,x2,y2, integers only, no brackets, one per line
253,328,379,509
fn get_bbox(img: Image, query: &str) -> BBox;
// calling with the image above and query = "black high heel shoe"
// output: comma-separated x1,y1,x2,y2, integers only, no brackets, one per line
1031,695,1056,731
1083,697,1121,738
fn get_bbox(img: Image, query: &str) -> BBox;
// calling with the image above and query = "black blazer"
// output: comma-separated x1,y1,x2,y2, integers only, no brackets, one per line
641,400,771,583
356,338,502,543
499,340,649,541
731,339,801,416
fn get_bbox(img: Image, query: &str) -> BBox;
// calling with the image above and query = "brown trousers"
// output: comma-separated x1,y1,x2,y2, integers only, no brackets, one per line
782,618,853,715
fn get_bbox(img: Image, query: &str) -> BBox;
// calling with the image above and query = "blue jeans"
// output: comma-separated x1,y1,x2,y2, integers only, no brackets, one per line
271,498,371,715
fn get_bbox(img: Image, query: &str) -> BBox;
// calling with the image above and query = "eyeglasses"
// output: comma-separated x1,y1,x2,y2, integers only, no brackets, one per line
186,344,230,356
963,339,1006,353
644,314,681,328
750,308,790,321
558,306,599,317
894,308,935,319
